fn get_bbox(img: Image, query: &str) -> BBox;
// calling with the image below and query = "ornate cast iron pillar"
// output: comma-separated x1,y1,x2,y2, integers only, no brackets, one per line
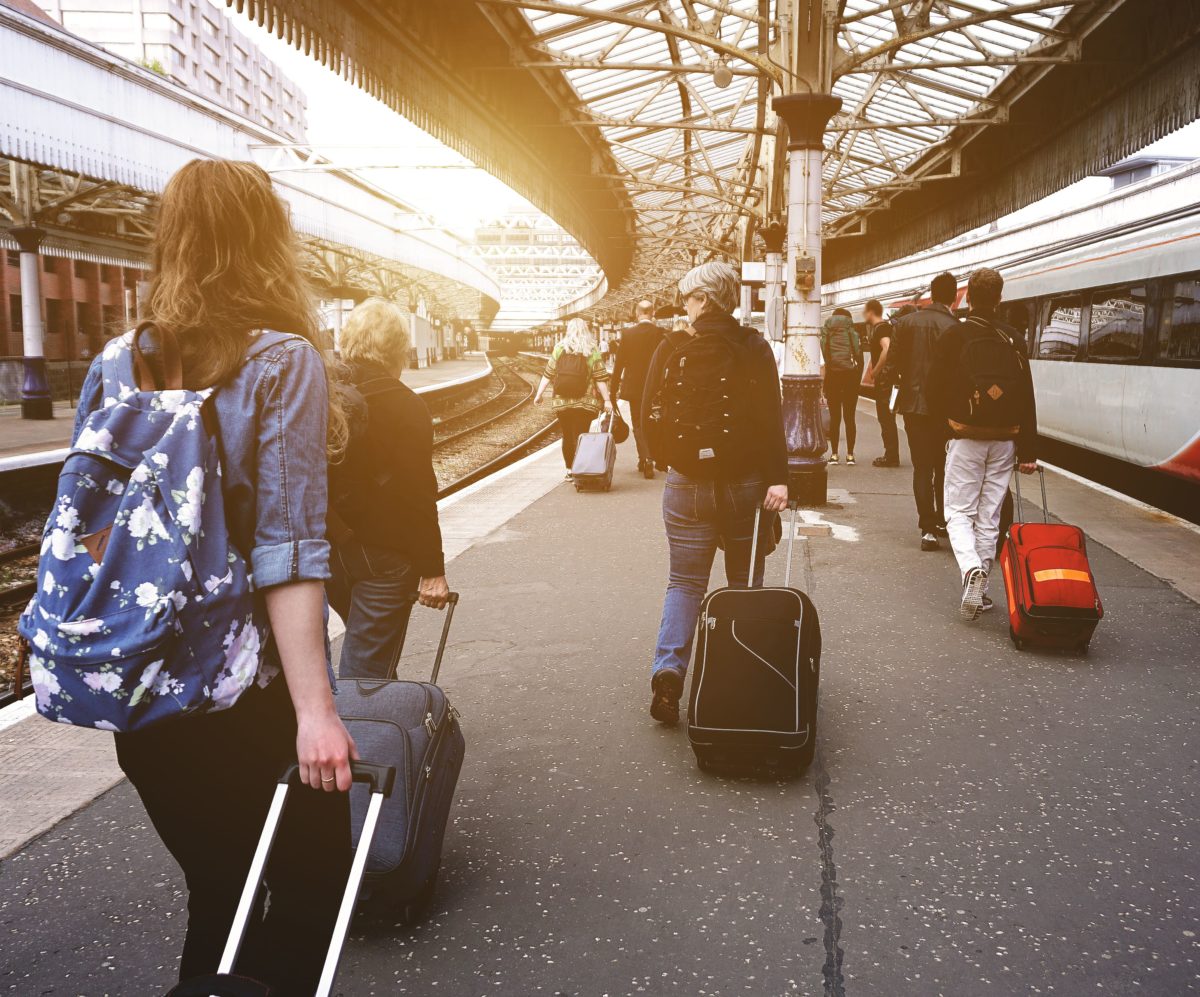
771,93,841,506
11,226,52,420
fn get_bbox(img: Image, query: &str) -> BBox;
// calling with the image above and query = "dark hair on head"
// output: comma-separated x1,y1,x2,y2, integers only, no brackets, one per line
967,268,1004,313
896,304,918,318
832,307,852,318
930,272,957,305
865,299,883,318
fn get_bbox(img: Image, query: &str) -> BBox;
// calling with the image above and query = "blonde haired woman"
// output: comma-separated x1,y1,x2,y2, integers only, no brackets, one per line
533,317,613,472
328,298,450,680
70,159,356,992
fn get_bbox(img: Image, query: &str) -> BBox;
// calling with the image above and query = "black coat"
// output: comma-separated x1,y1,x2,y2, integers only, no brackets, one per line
611,321,664,402
886,302,959,416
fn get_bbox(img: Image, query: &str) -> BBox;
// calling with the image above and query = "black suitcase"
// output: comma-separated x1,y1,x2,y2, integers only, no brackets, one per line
336,594,465,923
167,761,396,997
687,507,821,775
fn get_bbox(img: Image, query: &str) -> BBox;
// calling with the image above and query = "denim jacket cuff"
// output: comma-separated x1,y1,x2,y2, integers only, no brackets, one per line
252,538,331,589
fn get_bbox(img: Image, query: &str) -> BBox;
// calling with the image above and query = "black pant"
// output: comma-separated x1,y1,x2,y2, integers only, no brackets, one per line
904,413,948,533
557,406,594,469
875,388,899,461
625,395,650,462
115,676,351,995
824,369,860,455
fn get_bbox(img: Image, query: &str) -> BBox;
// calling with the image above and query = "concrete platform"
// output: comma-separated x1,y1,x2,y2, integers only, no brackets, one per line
2,418,1199,996
0,355,490,457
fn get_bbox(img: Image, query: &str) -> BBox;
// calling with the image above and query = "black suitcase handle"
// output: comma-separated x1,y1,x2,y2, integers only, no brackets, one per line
278,760,397,798
192,761,396,997
387,591,459,683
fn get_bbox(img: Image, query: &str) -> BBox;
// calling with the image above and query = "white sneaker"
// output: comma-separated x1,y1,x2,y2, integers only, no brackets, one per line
960,568,987,621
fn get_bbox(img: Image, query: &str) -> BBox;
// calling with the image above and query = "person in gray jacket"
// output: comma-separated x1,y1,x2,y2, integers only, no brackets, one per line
885,273,959,551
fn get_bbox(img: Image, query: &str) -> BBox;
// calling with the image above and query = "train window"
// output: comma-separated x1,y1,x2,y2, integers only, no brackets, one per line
1162,278,1200,362
1086,286,1145,360
1038,295,1083,358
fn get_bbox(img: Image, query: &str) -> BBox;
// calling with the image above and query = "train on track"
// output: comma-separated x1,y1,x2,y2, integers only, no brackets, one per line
826,164,1200,492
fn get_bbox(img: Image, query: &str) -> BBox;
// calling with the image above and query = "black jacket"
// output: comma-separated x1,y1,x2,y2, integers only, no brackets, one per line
927,313,1038,462
611,321,664,402
886,303,959,416
331,361,445,577
640,312,788,484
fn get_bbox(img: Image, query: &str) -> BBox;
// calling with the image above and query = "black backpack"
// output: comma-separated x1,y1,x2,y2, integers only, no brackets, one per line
951,317,1026,431
554,351,590,400
660,327,760,478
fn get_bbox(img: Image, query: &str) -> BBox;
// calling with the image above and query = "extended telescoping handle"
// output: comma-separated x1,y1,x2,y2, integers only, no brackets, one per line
748,507,761,587
218,762,397,991
1012,465,1049,524
386,591,460,683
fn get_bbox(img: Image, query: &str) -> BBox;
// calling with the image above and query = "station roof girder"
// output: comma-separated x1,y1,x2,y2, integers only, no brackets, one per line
231,0,1200,318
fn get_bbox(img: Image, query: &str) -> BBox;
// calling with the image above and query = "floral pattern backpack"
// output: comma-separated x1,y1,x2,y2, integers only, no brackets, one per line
18,325,273,732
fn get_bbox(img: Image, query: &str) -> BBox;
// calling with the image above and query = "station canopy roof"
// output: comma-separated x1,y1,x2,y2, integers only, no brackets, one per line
479,0,1117,320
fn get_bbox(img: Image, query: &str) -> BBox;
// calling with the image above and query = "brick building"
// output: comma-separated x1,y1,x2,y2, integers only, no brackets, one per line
1,248,144,362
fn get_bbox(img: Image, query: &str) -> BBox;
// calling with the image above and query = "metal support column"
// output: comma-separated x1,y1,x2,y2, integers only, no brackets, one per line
771,93,841,506
11,226,52,420
761,221,786,343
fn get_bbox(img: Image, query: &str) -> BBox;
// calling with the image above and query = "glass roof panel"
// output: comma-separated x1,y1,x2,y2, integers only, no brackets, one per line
486,0,1093,319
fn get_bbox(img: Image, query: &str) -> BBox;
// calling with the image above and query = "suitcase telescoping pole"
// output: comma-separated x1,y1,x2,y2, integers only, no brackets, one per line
748,505,801,589
1012,466,1049,524
216,762,396,997
386,591,460,682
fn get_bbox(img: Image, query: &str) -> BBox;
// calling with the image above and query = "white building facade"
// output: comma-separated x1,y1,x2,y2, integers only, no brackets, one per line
35,0,307,141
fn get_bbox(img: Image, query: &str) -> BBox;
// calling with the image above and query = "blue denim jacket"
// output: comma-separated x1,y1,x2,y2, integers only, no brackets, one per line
73,330,333,682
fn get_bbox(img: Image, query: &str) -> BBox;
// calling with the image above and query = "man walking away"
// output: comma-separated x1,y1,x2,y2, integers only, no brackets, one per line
887,273,959,551
820,308,863,465
612,299,665,478
928,268,1038,621
863,299,899,467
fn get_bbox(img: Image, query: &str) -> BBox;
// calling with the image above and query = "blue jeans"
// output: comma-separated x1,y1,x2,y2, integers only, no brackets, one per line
652,470,767,680
326,540,419,679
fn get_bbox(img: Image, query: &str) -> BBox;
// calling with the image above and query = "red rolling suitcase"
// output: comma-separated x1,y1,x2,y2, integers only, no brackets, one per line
999,468,1103,653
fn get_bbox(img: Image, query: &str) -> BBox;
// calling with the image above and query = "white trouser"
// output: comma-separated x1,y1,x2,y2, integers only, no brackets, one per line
943,438,1016,590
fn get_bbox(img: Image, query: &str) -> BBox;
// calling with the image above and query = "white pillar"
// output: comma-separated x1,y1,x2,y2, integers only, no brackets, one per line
12,226,52,419
771,94,842,505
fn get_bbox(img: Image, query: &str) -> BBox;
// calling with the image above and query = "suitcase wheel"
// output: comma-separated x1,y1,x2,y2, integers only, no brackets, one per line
1009,627,1024,652
1077,640,1090,655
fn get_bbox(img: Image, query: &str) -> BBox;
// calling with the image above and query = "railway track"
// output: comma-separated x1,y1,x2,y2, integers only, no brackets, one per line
433,360,535,451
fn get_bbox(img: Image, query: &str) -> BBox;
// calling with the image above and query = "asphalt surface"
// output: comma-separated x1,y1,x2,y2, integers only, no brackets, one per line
2,421,1197,996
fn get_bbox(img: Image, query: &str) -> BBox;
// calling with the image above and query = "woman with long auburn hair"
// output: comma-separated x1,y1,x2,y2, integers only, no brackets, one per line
70,159,357,993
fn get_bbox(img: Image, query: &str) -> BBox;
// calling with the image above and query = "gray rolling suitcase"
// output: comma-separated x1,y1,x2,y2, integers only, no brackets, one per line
167,761,396,997
687,508,821,776
571,413,616,491
335,594,465,923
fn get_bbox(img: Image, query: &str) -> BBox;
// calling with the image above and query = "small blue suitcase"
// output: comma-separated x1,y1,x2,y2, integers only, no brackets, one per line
336,594,465,922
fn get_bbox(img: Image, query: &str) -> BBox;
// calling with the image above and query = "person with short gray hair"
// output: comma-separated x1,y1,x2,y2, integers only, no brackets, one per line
639,261,789,725
677,260,741,315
